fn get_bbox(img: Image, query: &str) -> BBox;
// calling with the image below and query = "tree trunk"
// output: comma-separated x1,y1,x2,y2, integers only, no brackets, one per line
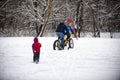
38,0,53,37
78,0,83,37
75,0,83,38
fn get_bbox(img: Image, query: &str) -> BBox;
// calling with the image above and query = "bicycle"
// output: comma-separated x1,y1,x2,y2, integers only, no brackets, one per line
53,36,74,50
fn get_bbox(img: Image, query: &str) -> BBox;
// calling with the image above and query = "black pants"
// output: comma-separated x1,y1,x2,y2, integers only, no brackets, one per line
66,33,70,40
33,53,40,62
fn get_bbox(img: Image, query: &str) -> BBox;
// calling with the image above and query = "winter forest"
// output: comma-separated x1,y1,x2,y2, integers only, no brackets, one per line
0,0,120,80
0,0,120,37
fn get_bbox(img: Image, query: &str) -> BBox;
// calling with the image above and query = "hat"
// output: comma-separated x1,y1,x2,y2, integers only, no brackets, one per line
34,37,38,42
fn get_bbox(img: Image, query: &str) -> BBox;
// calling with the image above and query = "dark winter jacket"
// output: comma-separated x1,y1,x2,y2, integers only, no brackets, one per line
56,22,68,34
32,37,42,54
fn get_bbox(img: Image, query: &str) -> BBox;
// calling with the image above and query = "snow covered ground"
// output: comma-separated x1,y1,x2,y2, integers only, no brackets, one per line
0,37,120,80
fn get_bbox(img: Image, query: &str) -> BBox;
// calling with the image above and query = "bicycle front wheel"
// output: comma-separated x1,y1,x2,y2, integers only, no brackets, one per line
68,38,74,48
53,40,61,50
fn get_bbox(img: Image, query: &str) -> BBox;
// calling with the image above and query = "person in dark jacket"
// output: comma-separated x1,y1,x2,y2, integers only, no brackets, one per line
32,37,42,63
56,22,68,49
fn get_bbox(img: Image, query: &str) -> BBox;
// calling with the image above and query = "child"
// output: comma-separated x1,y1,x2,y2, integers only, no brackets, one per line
32,37,42,64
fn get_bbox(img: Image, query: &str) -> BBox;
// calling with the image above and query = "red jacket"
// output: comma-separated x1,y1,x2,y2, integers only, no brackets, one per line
33,37,42,54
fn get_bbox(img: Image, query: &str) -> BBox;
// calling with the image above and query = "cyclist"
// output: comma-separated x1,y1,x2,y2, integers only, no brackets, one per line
56,22,69,50
64,23,74,40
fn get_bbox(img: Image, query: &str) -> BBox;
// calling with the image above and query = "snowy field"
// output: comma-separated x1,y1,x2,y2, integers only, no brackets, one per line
0,37,120,80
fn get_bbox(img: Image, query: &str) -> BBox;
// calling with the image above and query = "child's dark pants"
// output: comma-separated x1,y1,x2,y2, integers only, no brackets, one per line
33,52,40,62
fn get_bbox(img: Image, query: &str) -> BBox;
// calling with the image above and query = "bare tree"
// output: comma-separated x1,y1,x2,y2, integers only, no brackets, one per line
75,0,83,37
106,0,120,38
39,0,54,37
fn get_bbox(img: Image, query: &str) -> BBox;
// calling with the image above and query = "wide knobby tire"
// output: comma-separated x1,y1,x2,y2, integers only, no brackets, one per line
68,38,74,49
53,40,58,50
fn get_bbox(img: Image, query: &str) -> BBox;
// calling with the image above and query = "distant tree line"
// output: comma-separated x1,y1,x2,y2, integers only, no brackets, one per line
0,0,120,37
